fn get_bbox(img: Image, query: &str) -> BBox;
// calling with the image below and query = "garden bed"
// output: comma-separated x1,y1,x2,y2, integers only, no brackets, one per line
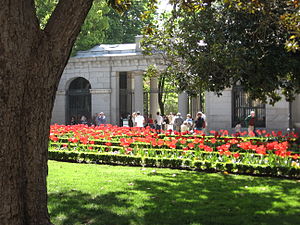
49,124,300,178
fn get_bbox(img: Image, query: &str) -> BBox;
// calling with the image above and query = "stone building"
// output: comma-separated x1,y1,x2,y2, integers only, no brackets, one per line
51,37,300,132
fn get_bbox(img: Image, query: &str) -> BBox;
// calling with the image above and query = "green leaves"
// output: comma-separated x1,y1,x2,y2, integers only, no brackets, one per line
142,0,300,104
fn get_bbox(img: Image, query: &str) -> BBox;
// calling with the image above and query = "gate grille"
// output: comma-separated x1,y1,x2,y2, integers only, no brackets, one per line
232,86,266,127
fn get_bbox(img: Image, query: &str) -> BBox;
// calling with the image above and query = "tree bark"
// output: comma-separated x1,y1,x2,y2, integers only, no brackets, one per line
0,0,93,224
158,74,165,115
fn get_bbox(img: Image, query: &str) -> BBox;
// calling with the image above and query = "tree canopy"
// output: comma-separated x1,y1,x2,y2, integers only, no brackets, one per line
142,0,300,104
103,0,150,44
36,0,151,53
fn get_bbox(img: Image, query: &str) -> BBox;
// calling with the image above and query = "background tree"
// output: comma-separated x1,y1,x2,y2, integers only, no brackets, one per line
142,0,300,104
103,0,151,43
36,0,110,54
145,65,178,115
36,0,152,54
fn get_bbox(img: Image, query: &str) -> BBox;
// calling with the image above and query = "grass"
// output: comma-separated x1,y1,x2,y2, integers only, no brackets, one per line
48,160,300,225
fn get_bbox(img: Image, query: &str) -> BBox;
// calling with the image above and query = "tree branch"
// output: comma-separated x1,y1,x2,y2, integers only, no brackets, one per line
44,0,94,55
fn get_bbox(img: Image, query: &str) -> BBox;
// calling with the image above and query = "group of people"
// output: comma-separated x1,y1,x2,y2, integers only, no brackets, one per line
70,110,258,136
127,111,207,133
70,112,107,126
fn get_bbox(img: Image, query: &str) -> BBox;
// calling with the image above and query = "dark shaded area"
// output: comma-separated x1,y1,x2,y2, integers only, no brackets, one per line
49,171,300,225
48,190,133,225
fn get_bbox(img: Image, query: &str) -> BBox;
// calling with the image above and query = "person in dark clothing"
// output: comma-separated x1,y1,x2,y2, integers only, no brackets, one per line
128,114,133,127
194,112,205,131
70,116,77,125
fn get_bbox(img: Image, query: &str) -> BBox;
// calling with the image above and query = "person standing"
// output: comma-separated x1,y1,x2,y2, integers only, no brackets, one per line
96,112,106,125
70,116,77,125
174,113,184,132
245,111,256,135
80,115,88,125
185,114,193,130
155,112,163,132
194,112,205,131
128,114,133,127
131,112,137,127
135,111,145,128
147,114,155,129
167,112,174,130
181,121,190,133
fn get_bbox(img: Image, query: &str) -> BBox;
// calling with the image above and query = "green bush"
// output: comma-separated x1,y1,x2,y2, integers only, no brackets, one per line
48,150,300,178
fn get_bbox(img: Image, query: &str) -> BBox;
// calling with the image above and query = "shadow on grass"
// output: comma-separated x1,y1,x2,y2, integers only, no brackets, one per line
134,172,300,225
48,190,132,225
49,171,300,225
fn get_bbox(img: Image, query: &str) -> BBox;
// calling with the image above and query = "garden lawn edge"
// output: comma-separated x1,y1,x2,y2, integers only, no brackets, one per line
48,150,300,179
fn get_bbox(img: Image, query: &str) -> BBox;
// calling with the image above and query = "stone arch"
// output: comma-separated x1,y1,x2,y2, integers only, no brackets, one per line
66,77,92,125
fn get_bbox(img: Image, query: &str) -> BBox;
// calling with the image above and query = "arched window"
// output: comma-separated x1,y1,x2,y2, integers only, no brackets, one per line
232,86,266,127
67,77,91,124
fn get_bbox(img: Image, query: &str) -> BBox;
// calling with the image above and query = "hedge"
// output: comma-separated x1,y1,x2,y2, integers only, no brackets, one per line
49,150,300,178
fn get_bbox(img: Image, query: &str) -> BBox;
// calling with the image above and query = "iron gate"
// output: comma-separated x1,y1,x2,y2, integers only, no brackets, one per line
232,86,266,127
67,78,91,124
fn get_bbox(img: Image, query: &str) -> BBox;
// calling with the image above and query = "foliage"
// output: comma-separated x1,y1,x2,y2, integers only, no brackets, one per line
144,64,178,115
142,0,300,104
48,160,300,225
103,0,151,44
35,0,153,53
35,0,110,54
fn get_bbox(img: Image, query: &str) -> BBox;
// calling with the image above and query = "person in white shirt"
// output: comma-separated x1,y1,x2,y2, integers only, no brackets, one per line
135,111,145,128
155,112,163,132
181,121,190,133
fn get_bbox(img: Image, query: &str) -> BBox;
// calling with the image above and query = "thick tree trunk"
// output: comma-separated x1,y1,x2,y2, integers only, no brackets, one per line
0,0,93,224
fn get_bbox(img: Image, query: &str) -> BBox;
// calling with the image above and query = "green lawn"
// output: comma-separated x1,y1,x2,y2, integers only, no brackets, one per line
48,160,300,225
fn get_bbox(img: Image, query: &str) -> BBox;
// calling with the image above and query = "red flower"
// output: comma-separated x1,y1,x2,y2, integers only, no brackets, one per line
233,153,240,158
105,142,112,146
210,138,217,144
187,143,195,149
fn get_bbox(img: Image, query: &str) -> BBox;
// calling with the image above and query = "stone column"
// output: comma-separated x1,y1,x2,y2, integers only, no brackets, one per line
150,76,159,117
133,71,144,114
191,96,200,117
90,89,112,124
110,71,119,125
178,92,189,119
292,95,300,133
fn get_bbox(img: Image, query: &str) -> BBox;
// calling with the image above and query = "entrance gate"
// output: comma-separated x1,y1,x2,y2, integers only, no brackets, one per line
232,86,266,127
67,77,91,124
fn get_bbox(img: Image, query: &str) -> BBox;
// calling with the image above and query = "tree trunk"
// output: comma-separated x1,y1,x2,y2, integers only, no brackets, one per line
0,0,93,224
158,75,165,115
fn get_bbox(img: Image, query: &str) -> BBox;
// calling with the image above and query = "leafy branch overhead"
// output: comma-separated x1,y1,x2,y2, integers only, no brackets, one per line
142,0,300,104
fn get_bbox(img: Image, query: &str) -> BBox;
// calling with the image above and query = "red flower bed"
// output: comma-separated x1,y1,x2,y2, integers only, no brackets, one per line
49,124,300,176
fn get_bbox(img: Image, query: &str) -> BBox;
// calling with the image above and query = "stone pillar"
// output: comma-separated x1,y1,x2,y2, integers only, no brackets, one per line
90,89,112,124
178,92,189,119
266,98,289,131
191,96,200,117
110,71,119,125
292,95,300,133
150,76,159,117
205,90,232,131
133,71,144,114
